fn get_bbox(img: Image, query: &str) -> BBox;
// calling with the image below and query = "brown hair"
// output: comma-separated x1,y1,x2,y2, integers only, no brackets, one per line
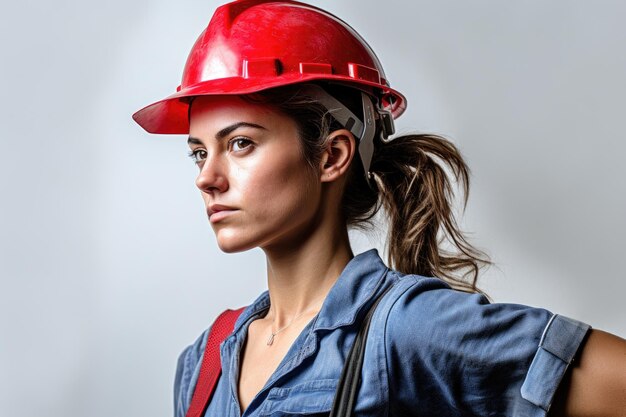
243,84,490,293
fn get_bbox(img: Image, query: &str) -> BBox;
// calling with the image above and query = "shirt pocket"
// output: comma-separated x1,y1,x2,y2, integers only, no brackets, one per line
259,379,337,416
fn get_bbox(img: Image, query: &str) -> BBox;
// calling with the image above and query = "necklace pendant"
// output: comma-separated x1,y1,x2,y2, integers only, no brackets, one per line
266,333,275,346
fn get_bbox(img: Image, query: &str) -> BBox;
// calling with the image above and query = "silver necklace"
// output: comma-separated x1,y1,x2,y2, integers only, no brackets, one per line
266,309,310,346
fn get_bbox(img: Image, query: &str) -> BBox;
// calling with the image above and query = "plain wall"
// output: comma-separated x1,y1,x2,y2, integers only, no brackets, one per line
1,1,624,416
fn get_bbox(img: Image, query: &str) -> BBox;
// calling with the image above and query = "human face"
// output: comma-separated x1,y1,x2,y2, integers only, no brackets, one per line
188,95,322,253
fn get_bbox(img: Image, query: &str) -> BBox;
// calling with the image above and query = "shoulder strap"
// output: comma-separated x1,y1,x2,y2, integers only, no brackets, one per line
330,283,395,417
185,307,246,417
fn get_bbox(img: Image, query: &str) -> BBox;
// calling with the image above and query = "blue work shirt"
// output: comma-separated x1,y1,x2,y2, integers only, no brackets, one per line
174,249,590,416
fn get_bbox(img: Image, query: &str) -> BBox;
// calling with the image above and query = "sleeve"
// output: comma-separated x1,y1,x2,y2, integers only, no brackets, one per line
385,276,590,417
173,329,211,417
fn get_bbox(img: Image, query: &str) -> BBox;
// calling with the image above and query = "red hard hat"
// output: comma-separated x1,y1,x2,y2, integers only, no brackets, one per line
132,0,407,134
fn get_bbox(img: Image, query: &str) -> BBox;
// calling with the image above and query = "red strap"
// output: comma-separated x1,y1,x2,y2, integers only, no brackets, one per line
185,307,246,417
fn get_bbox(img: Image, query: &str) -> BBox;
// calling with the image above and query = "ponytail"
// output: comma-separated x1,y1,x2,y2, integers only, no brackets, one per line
367,134,490,293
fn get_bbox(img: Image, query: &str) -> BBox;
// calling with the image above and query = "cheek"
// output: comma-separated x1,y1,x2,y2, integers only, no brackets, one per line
240,149,318,221
213,155,317,252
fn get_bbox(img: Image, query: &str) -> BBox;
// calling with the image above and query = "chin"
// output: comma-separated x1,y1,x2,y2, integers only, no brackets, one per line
214,230,258,254
216,241,251,254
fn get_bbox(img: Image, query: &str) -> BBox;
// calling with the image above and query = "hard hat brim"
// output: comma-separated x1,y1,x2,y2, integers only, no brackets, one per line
132,75,406,135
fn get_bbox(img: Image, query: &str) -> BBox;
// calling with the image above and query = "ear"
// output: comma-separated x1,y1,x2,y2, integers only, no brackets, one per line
319,128,357,182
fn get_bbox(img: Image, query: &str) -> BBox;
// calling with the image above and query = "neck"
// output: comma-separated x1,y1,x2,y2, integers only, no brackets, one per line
262,220,353,329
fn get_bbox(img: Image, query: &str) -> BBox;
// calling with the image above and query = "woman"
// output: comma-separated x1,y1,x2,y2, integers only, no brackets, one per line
133,0,626,416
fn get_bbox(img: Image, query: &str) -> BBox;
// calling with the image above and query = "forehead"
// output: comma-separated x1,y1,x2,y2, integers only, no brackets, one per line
189,95,290,135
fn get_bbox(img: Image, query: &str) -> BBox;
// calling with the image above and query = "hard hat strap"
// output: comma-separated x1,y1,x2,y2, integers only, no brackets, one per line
297,84,395,181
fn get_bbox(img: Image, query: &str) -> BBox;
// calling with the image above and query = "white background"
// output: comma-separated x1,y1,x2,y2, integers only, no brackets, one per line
1,1,624,416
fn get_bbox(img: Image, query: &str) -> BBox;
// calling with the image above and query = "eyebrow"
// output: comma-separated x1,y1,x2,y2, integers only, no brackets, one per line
187,121,267,145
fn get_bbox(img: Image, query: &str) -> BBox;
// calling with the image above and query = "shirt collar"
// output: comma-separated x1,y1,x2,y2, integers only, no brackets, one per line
230,248,390,336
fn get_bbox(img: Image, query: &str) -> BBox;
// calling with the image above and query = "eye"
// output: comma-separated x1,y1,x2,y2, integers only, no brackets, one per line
187,148,207,164
229,137,253,152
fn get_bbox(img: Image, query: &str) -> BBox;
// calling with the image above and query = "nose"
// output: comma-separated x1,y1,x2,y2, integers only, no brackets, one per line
195,157,229,194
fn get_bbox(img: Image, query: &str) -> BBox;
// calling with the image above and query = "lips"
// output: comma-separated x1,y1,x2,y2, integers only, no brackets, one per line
208,204,238,220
